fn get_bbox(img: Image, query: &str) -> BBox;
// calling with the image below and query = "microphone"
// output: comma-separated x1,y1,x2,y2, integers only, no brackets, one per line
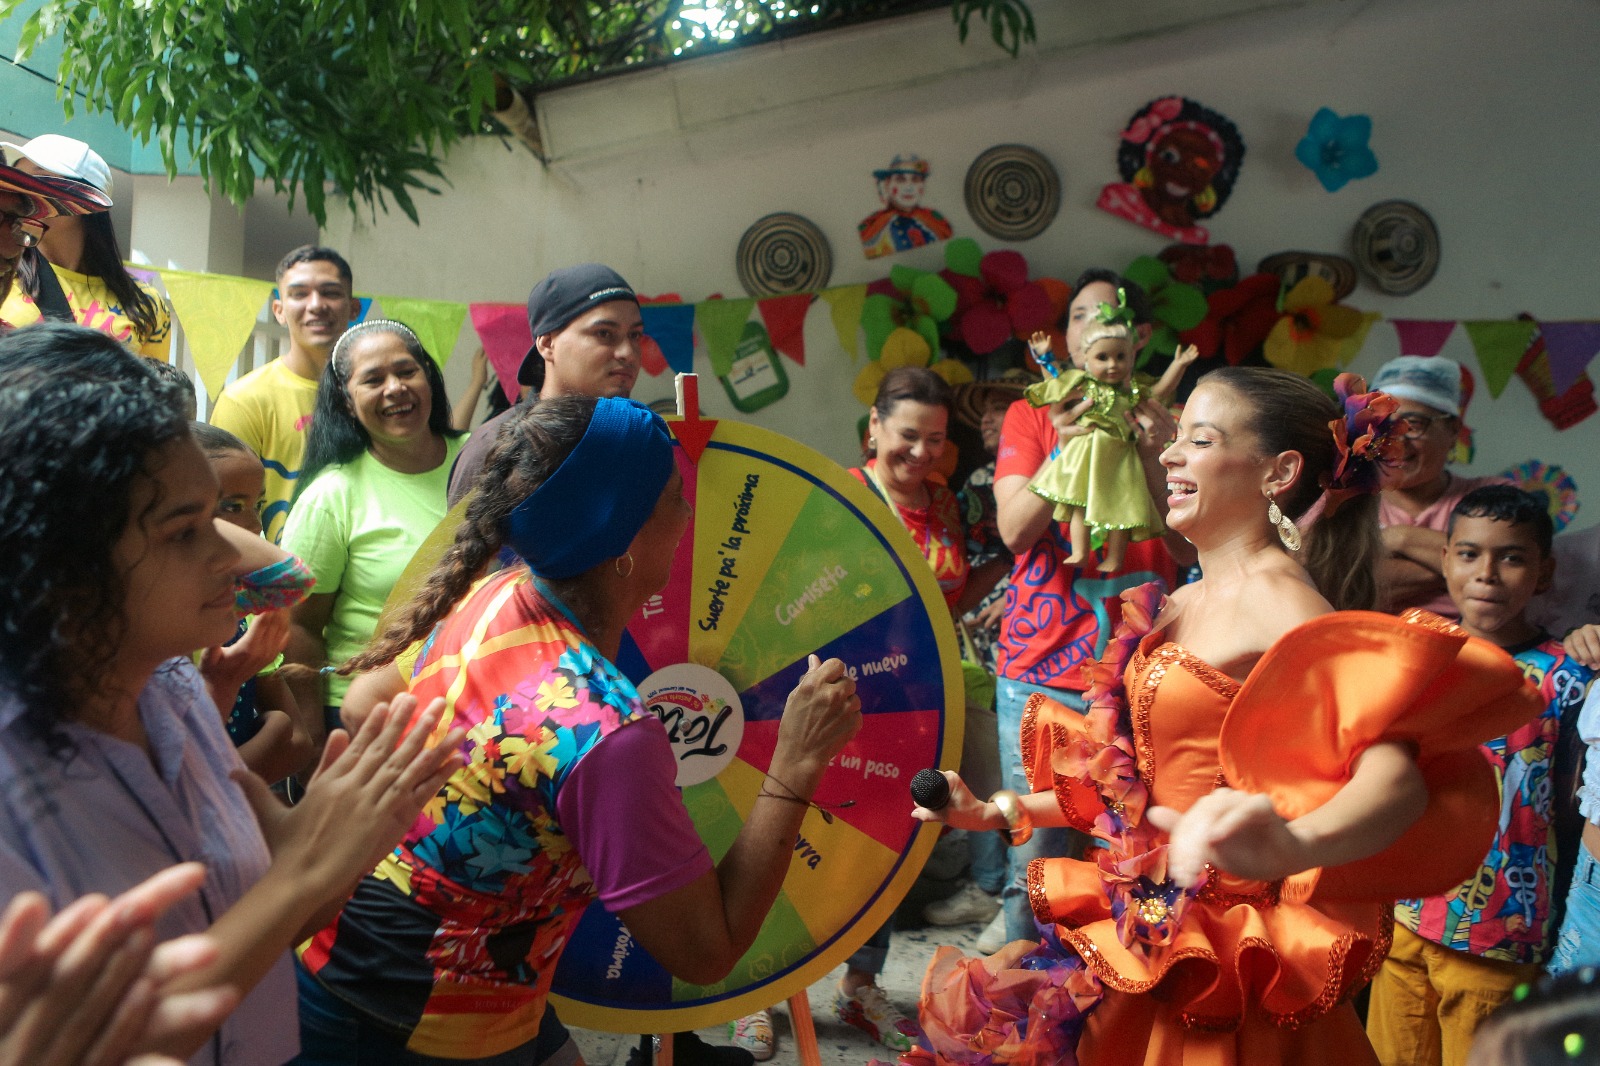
910,768,950,811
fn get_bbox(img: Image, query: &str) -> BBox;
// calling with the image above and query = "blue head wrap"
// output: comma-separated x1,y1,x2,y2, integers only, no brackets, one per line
502,397,675,579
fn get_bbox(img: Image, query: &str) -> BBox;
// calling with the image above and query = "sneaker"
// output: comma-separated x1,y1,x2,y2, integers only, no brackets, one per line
975,910,1008,955
728,1010,775,1062
923,881,1001,927
835,983,920,1053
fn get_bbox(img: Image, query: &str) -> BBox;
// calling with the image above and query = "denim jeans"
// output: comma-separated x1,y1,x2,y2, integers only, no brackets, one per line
994,677,1087,944
1550,839,1600,975
293,963,578,1066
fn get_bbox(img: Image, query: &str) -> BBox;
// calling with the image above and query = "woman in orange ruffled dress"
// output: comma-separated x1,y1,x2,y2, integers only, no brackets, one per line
908,367,1545,1066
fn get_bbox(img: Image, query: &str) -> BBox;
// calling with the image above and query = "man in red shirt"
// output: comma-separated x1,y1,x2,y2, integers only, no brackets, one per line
987,268,1196,949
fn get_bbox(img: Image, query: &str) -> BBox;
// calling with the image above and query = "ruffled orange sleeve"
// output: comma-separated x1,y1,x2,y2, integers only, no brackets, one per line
1219,609,1545,902
1021,691,1106,834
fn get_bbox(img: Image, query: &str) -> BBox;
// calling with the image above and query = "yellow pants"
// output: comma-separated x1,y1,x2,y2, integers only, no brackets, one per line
1366,924,1540,1066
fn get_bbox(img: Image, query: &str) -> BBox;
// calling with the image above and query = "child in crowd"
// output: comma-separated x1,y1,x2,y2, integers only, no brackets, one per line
1367,485,1598,1066
192,421,313,784
1024,291,1195,571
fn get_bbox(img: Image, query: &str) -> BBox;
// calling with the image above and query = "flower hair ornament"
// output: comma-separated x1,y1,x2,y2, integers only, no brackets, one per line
1095,287,1138,331
1322,373,1402,516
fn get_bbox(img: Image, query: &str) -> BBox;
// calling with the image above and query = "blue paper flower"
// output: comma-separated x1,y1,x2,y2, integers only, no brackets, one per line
1295,108,1378,192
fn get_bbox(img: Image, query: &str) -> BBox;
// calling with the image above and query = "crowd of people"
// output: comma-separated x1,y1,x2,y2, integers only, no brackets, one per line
2,136,1600,1066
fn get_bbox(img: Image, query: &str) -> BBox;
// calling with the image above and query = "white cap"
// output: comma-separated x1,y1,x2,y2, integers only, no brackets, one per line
0,134,113,200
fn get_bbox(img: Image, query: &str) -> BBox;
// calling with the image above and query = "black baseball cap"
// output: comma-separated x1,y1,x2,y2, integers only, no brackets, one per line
518,263,639,388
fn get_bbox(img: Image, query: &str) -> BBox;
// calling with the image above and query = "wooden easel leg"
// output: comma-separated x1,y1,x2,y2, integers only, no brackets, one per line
788,991,823,1066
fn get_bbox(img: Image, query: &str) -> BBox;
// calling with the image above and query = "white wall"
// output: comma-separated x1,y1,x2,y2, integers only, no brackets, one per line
323,0,1600,529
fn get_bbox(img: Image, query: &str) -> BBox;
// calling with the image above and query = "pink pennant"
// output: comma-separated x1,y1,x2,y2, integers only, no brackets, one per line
758,294,812,366
470,303,533,403
1390,320,1456,358
1537,320,1600,395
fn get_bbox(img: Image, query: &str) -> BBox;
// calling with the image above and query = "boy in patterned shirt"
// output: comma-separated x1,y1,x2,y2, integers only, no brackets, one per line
1368,485,1598,1066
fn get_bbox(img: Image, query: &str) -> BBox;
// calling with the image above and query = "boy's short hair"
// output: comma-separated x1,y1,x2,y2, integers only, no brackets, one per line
275,244,353,289
190,419,253,457
1448,484,1554,557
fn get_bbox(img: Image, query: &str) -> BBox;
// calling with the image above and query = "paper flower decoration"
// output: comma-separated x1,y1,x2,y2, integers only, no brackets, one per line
937,239,1055,355
851,327,972,406
1263,276,1378,376
1180,273,1281,364
1158,242,1239,294
1295,108,1378,193
1122,256,1208,363
859,265,957,361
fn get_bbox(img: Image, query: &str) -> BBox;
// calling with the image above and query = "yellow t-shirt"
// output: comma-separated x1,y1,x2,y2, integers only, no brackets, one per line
0,263,173,359
210,359,322,543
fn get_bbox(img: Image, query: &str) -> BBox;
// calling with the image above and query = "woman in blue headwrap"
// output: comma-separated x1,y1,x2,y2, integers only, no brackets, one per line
294,395,863,1066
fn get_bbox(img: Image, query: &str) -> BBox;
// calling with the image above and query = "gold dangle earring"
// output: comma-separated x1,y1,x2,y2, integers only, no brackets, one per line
615,552,635,578
1266,494,1302,552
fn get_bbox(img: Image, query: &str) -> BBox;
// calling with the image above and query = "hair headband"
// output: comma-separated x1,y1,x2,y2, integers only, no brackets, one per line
502,397,675,579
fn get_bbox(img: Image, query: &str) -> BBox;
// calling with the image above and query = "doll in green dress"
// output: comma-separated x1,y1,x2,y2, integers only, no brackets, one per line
1024,296,1196,571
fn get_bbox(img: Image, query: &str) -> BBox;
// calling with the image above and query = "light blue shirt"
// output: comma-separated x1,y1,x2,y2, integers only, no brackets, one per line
0,659,296,1066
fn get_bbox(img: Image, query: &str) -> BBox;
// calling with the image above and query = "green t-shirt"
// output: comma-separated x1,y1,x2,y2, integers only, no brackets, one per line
282,436,464,705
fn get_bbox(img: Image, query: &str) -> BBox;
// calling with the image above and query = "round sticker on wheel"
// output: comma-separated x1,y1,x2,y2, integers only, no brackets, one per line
549,418,963,1032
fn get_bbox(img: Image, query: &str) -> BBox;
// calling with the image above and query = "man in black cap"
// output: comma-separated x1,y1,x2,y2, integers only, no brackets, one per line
448,262,644,504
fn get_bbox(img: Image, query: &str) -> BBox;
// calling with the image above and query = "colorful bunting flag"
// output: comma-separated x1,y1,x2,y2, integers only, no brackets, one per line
156,268,274,400
377,296,468,368
1390,319,1457,358
758,294,813,366
820,284,868,361
639,303,697,375
695,297,754,378
1463,320,1539,398
469,303,532,404
1537,321,1600,395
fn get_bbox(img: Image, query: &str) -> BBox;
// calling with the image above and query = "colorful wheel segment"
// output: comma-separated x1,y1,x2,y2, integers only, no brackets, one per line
550,418,964,1032
1500,459,1580,533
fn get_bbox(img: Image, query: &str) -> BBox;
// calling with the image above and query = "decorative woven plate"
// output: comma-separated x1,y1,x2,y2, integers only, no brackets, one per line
736,213,832,296
964,144,1060,241
1352,200,1440,295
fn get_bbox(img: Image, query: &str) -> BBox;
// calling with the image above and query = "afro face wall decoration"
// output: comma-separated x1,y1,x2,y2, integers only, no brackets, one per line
1096,96,1246,246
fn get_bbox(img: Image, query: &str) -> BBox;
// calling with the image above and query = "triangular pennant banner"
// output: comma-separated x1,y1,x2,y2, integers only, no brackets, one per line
757,294,813,366
639,303,697,375
820,284,868,361
470,303,532,403
695,297,755,378
377,296,468,369
156,269,274,400
1536,320,1600,395
1390,319,1457,358
1463,320,1538,398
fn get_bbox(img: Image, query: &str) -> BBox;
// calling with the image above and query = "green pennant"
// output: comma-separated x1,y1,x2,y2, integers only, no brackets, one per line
1463,320,1537,397
376,296,469,368
696,297,755,378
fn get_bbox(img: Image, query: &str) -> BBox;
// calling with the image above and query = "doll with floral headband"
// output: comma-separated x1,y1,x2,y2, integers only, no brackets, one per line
1025,292,1197,571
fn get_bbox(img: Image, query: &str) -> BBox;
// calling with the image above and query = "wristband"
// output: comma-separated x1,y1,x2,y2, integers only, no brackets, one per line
990,789,1034,846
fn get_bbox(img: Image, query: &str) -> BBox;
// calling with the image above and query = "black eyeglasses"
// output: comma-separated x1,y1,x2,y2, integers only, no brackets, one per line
0,211,48,249
1394,412,1455,440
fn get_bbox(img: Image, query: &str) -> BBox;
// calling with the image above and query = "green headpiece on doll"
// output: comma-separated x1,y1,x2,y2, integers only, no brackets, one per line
1094,288,1137,331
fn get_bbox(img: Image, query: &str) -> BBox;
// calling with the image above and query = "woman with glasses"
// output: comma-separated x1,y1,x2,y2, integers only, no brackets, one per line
0,135,173,358
1370,356,1507,618
0,161,111,316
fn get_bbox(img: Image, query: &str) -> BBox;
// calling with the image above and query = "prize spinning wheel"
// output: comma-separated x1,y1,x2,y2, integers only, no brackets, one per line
548,402,963,1032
